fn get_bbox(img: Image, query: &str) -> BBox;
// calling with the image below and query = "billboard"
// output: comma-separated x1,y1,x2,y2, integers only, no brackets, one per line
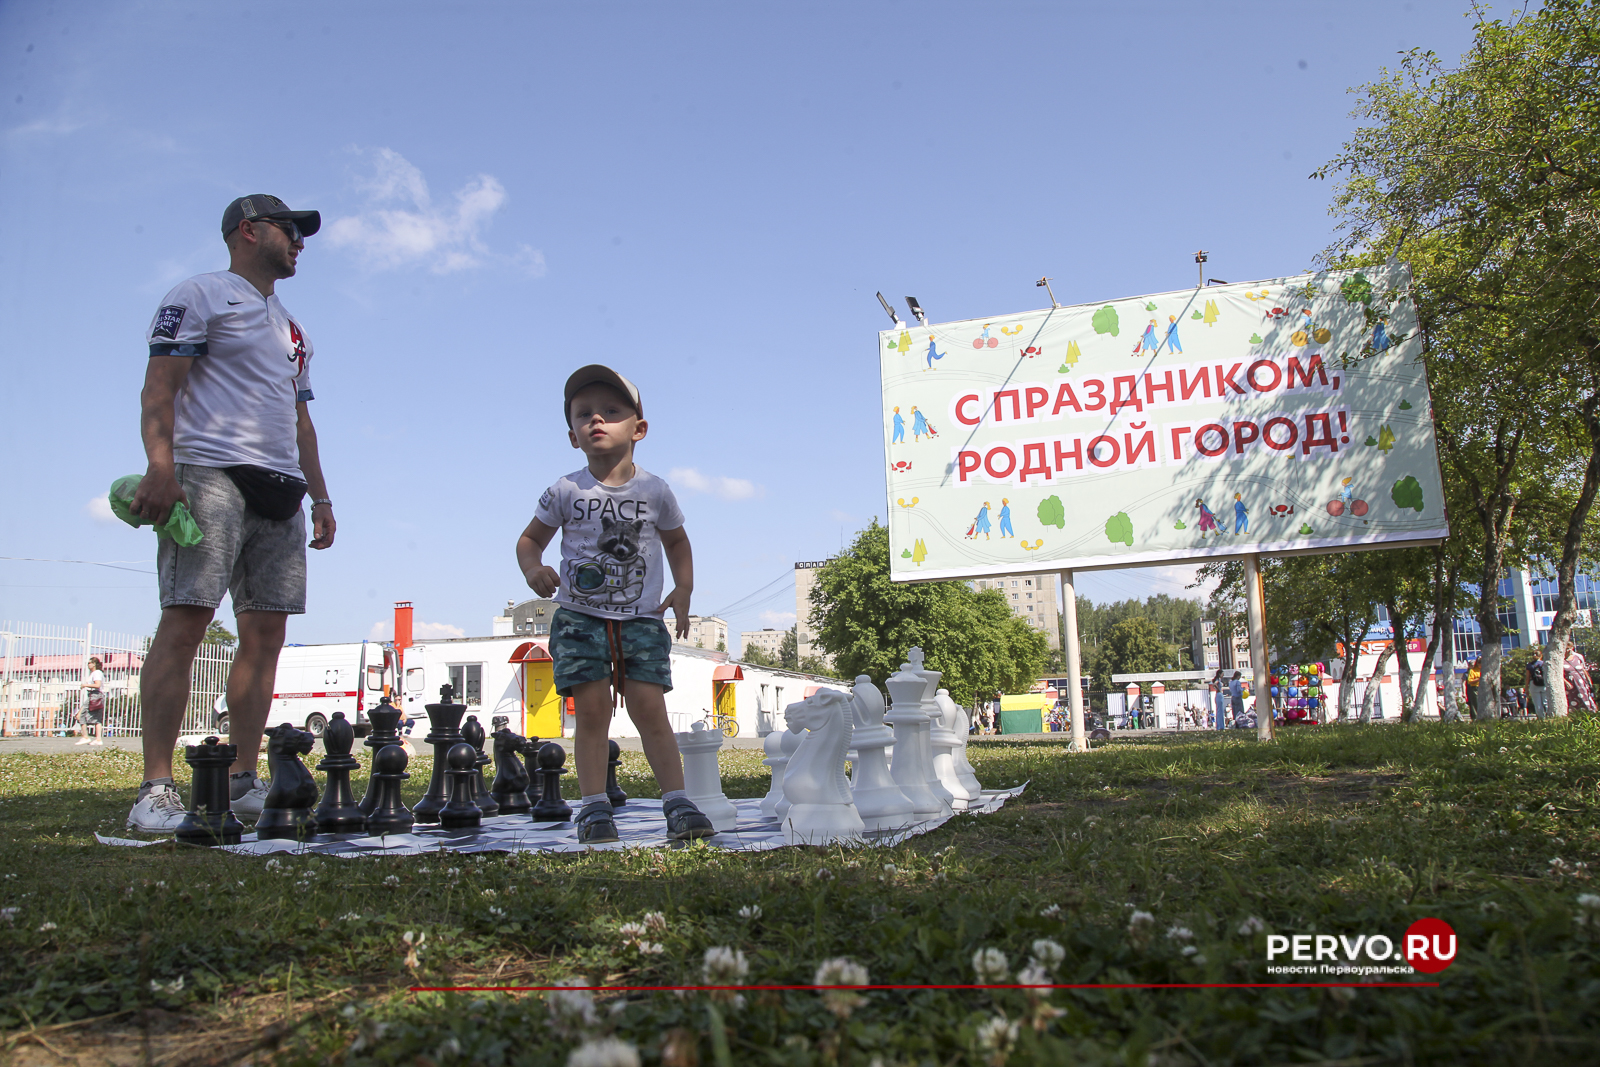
880,264,1447,582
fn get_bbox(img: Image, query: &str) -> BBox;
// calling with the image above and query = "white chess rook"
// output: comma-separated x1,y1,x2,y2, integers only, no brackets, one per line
930,687,975,809
847,674,917,831
674,721,739,832
907,647,955,815
939,688,984,796
780,689,866,845
884,662,946,819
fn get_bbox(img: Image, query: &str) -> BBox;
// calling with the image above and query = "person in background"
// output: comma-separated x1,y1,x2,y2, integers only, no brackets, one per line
1526,649,1548,719
1230,670,1246,725
1564,639,1596,714
1464,655,1483,714
76,657,106,746
1212,670,1228,731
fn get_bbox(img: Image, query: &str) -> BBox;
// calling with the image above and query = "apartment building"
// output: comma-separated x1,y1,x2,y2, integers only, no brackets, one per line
971,573,1061,649
739,627,787,660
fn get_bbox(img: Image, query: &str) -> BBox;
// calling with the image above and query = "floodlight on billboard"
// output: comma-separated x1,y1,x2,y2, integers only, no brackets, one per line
879,264,1447,582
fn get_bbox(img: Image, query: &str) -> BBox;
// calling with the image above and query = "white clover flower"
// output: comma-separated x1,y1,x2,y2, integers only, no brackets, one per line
1166,925,1194,942
1238,916,1266,936
1181,945,1198,956
149,976,184,994
1128,910,1155,934
566,1037,641,1067
738,904,762,920
636,941,664,955
702,946,749,984
384,875,400,886
1191,954,1208,965
1578,893,1600,910
487,906,505,918
1017,963,1052,988
401,930,426,970
1039,904,1063,919
883,864,898,875
972,947,1009,983
481,888,496,898
547,977,598,1034
618,922,647,939
642,911,668,933
264,859,283,871
340,912,362,922
973,1014,1019,1057
38,922,57,932
815,867,834,882
814,957,870,1018
1029,939,1065,971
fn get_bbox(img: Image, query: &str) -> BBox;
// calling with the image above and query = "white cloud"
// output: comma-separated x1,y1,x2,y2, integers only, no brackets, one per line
669,467,762,501
367,618,467,641
759,609,795,626
325,147,545,276
86,496,117,523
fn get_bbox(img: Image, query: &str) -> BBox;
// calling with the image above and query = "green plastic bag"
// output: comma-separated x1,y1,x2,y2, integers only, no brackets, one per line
108,475,204,546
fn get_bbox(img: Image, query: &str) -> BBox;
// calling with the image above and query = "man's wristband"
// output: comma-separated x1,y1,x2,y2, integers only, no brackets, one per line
311,498,333,509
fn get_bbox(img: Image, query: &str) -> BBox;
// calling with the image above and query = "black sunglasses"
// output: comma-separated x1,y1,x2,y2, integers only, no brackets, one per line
249,217,302,243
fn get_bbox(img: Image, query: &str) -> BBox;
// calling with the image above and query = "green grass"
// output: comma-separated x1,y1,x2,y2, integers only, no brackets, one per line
2,721,1599,1066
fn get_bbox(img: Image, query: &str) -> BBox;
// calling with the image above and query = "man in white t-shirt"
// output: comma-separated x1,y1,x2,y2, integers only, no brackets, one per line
126,194,338,833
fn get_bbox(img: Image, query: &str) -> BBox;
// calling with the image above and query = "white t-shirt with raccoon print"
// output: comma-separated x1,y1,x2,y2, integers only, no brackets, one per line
534,467,685,621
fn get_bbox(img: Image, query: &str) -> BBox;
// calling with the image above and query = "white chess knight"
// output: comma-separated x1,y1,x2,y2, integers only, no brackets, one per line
847,674,917,831
780,688,866,845
929,686,975,809
938,688,984,797
884,661,947,819
674,721,739,832
907,647,955,813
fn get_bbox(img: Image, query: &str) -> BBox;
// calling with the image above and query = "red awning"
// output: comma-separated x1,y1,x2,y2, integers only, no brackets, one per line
712,664,744,681
508,641,552,663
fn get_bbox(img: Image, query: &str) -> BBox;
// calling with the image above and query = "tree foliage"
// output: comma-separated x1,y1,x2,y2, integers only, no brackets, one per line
809,521,1049,705
203,621,236,647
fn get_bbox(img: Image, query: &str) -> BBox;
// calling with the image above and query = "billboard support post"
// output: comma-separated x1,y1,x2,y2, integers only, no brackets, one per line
1061,570,1086,752
1242,553,1274,742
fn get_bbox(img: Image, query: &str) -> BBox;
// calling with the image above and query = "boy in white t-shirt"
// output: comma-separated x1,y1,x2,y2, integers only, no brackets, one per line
515,366,715,844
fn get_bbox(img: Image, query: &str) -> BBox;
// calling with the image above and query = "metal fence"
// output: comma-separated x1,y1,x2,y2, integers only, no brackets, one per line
0,621,234,738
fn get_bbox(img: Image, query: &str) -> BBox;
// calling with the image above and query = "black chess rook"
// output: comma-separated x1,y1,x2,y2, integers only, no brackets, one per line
363,744,415,837
606,738,628,807
314,712,366,833
461,714,499,817
490,728,534,815
530,741,573,822
413,684,468,824
256,723,320,841
439,742,484,830
176,736,244,846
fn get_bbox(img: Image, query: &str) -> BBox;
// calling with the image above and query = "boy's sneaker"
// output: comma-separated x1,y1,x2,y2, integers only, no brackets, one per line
126,783,187,833
663,797,716,840
230,772,270,819
575,801,620,844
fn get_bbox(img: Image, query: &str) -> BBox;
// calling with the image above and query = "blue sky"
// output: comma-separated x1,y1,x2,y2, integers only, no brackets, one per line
0,1,1480,648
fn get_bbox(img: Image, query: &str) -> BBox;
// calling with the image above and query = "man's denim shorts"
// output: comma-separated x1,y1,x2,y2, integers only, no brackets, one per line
156,463,307,614
550,607,673,697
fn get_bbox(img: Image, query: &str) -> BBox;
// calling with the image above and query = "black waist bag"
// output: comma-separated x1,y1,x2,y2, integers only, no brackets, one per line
224,465,308,521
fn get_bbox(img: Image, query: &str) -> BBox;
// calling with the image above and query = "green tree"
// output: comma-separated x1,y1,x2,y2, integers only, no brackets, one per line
778,627,798,671
203,621,237,646
1097,618,1170,680
798,655,843,679
809,521,1049,705
741,643,776,667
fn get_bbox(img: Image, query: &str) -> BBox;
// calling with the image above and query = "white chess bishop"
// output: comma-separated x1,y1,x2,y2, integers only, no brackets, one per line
929,686,975,809
847,674,916,831
674,721,739,832
938,688,984,797
779,688,866,845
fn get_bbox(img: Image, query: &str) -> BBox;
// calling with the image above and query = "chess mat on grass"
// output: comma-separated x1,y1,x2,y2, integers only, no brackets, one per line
95,787,1028,856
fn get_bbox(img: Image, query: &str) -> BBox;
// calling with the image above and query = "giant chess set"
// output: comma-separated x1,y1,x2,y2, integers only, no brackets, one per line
97,648,1024,857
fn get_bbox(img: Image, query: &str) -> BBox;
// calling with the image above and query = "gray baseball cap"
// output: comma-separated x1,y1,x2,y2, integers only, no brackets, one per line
221,194,321,239
563,365,642,421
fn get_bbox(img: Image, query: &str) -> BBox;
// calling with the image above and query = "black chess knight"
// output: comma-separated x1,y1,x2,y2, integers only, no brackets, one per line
256,723,320,841
490,728,534,814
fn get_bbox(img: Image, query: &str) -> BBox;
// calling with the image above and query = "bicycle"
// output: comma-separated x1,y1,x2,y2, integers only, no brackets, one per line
700,708,739,738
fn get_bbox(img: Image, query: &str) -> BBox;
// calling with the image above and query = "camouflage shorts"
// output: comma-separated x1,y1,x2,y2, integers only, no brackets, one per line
550,608,673,697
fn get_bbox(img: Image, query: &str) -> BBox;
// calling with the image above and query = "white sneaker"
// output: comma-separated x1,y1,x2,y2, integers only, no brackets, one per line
74,737,91,746
89,739,104,746
231,775,270,819
126,784,187,832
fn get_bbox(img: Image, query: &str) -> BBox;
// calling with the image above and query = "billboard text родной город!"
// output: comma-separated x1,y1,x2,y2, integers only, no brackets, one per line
880,264,1447,582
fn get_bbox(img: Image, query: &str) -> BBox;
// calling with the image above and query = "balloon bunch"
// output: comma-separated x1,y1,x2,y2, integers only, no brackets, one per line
1270,662,1327,722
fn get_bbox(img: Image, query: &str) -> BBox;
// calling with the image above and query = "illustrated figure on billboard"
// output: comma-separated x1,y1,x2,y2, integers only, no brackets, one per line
1372,318,1391,352
1234,493,1249,535
911,406,931,442
1140,318,1159,355
891,406,905,444
1165,315,1183,354
998,498,1014,538
965,502,992,540
925,336,946,370
1194,497,1222,537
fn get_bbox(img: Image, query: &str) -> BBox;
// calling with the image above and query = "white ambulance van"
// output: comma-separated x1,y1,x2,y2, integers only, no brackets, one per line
215,640,392,738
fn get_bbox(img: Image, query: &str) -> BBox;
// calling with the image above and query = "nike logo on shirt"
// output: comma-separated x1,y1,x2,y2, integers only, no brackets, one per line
227,300,243,305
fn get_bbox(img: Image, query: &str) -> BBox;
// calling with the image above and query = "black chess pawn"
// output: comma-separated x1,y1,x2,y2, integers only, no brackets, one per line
413,684,468,824
363,744,415,837
256,723,321,841
530,741,573,822
460,715,499,817
439,743,483,831
314,712,366,833
176,736,244,846
489,728,533,815
519,736,545,805
605,738,628,807
359,696,406,816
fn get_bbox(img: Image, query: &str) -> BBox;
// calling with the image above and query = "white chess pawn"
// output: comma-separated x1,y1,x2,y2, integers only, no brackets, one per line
929,687,975,809
760,727,790,821
906,647,955,813
884,663,946,819
674,721,739,832
780,689,865,846
773,723,804,821
847,674,916,831
938,688,984,796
